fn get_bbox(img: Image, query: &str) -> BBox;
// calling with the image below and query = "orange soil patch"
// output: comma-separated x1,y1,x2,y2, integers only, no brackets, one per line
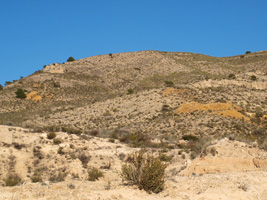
174,102,250,121
161,87,188,96
26,91,42,101
33,84,41,88
46,93,54,98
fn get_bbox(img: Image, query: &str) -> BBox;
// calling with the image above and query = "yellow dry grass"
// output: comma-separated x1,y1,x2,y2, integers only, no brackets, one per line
174,102,250,121
26,91,42,101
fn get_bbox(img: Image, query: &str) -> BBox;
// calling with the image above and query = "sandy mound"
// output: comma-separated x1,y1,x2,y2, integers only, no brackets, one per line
180,138,267,176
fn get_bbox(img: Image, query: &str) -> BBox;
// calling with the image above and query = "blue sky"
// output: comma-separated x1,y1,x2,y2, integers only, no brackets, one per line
1,0,267,86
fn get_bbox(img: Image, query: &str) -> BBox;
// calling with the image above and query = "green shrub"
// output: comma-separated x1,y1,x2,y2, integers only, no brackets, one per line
5,81,12,86
15,88,26,99
121,150,167,193
250,75,257,81
228,74,236,79
61,126,82,135
0,84,3,90
53,138,62,145
245,51,251,54
159,153,172,162
67,57,75,62
31,173,43,183
108,138,115,143
88,167,103,181
58,147,64,155
182,135,198,141
127,88,134,94
164,80,174,87
4,174,22,186
47,132,56,139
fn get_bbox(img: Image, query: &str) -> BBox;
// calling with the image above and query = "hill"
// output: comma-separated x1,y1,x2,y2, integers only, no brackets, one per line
0,50,266,199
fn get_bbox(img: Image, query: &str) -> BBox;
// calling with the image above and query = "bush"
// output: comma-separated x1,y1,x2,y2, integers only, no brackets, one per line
127,88,134,94
245,51,251,54
47,132,56,139
4,174,22,186
228,74,236,80
88,167,103,181
61,126,82,135
121,150,167,193
53,138,62,145
5,81,12,86
15,88,26,99
31,173,43,183
49,172,67,182
0,84,3,90
250,75,257,81
164,80,174,87
182,135,198,141
78,152,91,167
67,57,75,62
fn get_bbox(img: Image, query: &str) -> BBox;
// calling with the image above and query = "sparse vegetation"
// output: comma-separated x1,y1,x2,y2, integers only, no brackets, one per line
127,88,134,94
5,81,12,86
0,84,3,90
121,150,167,193
4,174,22,186
31,172,43,183
88,167,103,181
49,172,67,182
228,74,236,79
78,152,91,167
164,80,174,87
47,132,56,139
53,138,62,145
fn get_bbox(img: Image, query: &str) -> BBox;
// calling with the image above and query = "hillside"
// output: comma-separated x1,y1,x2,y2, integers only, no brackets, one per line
0,50,266,199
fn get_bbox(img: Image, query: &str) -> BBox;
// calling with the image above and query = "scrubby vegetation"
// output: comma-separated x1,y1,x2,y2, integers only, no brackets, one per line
88,167,103,181
121,150,167,193
47,132,56,139
4,174,22,186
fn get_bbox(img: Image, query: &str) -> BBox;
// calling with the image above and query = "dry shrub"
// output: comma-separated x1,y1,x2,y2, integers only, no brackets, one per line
88,167,103,181
49,172,67,182
4,174,22,186
121,150,167,193
47,132,56,139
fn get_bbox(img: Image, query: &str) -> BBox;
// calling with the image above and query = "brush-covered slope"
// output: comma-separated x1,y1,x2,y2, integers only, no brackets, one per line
0,50,266,147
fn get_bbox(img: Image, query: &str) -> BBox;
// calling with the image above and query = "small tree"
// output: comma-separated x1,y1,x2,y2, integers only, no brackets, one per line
15,88,26,99
0,84,3,90
67,57,75,62
245,51,251,54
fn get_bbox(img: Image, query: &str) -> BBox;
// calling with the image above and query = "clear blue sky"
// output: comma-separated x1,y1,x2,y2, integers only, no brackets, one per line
1,0,267,86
